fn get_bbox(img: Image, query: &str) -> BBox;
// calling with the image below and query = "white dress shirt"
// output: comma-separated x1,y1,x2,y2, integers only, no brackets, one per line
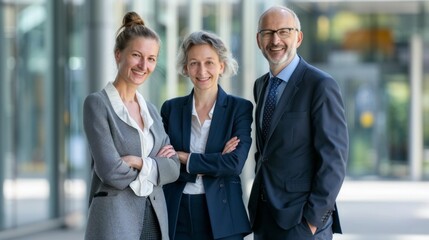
182,97,216,194
104,82,158,197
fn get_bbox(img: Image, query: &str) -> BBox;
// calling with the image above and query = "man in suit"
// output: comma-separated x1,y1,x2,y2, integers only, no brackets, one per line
248,6,349,240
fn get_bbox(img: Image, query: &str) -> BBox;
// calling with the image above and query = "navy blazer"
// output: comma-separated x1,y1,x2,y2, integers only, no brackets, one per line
161,86,253,239
248,57,348,233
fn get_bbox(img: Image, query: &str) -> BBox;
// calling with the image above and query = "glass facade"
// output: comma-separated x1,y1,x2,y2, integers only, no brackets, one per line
0,0,88,234
0,0,428,237
289,1,429,178
2,0,53,228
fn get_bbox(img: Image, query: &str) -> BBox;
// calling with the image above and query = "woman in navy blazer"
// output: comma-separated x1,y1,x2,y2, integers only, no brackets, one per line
161,31,253,240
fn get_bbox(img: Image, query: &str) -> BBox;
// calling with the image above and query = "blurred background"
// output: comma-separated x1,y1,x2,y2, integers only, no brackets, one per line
0,0,428,239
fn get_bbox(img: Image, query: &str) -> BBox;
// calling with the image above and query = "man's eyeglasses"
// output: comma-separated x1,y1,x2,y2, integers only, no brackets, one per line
258,28,299,39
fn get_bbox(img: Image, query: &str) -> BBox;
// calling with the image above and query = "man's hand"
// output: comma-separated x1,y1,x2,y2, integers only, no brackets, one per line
308,222,317,235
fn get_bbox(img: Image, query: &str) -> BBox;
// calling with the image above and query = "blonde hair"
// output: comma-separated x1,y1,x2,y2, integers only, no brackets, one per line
114,12,161,53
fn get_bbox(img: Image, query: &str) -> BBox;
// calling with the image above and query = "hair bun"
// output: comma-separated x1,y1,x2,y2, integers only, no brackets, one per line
122,11,145,28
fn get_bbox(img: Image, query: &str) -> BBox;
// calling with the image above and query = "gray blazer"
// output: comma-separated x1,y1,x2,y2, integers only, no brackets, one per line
83,90,180,240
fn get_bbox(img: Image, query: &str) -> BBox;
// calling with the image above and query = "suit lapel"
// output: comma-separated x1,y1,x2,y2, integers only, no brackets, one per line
182,92,193,152
255,74,270,146
205,86,227,153
266,59,307,143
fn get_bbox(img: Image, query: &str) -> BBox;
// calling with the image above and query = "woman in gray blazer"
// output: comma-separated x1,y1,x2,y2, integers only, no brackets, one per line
83,12,180,240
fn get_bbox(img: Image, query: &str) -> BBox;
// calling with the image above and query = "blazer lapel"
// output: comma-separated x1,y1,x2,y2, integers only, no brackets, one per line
205,85,227,153
182,92,193,152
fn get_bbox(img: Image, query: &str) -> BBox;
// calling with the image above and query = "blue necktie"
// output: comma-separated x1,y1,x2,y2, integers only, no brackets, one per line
262,77,282,141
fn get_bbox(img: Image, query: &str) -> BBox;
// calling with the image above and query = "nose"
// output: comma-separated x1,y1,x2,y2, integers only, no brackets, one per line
138,58,146,69
196,64,206,74
271,32,281,44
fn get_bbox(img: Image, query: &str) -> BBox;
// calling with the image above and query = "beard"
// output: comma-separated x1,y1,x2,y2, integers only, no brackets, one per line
262,45,295,68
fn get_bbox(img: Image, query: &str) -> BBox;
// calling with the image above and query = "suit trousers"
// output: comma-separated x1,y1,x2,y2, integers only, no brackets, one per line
175,194,213,240
175,194,243,240
253,197,333,240
140,198,162,240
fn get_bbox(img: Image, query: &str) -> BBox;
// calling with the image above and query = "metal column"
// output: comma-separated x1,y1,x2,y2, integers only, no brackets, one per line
241,0,257,202
86,0,117,93
166,0,178,99
409,34,423,181
217,0,232,93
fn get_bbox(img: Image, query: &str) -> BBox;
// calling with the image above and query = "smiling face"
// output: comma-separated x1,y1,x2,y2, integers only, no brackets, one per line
257,8,303,75
184,44,224,92
115,36,159,87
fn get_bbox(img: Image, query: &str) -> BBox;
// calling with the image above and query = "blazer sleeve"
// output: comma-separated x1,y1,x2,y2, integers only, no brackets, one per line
160,100,197,184
83,93,138,190
304,76,348,228
147,102,180,186
188,99,254,177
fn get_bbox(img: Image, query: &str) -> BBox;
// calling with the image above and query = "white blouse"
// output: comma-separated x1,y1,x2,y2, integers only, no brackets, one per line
105,82,158,197
183,97,215,194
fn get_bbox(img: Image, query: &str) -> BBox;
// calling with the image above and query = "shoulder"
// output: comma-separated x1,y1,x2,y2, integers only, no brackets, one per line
84,90,108,109
84,90,105,101
299,59,339,89
226,94,253,109
145,101,158,113
255,73,269,85
298,58,333,80
218,86,252,109
161,95,190,112
163,95,189,106
144,101,163,121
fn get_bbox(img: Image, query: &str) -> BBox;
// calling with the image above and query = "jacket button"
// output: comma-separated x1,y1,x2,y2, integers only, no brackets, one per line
220,184,224,188
223,199,227,203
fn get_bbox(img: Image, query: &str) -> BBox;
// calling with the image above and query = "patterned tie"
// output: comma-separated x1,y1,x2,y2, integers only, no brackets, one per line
262,77,282,141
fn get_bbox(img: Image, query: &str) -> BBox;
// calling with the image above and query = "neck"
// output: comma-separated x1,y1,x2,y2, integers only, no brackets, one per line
194,86,218,107
113,78,137,102
270,54,295,76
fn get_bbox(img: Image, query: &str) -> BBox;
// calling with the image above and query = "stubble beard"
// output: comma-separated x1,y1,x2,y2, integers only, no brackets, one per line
265,49,294,73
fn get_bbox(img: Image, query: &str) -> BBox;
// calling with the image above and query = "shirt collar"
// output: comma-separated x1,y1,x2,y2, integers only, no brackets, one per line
104,82,153,130
270,54,300,83
192,96,215,120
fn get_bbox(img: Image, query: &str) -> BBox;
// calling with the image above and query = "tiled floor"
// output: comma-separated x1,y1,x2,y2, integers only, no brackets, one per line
5,180,429,240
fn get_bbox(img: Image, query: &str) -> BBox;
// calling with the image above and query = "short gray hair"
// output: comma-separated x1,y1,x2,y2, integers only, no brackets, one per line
176,31,238,78
258,6,301,32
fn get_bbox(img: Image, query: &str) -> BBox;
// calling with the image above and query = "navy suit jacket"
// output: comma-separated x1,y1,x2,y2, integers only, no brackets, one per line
248,57,348,233
161,86,253,239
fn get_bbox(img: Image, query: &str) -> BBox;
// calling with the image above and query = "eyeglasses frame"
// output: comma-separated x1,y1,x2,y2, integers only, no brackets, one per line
258,27,300,39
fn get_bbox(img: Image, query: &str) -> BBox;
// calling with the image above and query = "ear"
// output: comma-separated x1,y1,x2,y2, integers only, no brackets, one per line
219,61,225,75
256,33,262,50
114,49,121,64
296,31,304,48
183,66,189,77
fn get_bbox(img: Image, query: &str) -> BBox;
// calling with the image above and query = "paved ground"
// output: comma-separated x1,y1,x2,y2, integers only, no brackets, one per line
6,180,429,240
334,180,429,240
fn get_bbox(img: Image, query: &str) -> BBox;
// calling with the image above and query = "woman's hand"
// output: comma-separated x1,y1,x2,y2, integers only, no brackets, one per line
177,151,189,165
156,144,177,158
222,136,240,154
122,155,143,170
